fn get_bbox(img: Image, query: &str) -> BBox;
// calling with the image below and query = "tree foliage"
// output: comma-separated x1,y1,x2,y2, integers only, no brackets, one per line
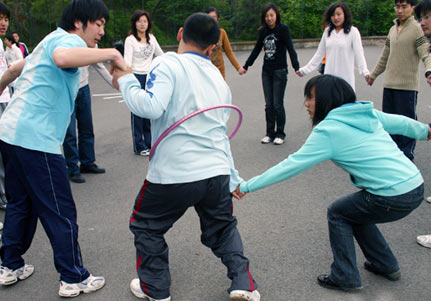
3,0,397,49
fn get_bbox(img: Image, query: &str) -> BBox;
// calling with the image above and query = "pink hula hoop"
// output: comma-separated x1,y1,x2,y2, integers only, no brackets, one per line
149,104,243,161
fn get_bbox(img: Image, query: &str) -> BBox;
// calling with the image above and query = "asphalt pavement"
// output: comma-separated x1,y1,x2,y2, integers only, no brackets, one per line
0,46,430,300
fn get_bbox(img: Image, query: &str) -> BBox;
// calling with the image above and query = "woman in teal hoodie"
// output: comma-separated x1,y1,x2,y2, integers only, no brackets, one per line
237,75,429,291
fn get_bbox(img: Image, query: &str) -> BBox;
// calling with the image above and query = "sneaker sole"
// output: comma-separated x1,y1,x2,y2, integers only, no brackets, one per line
0,277,18,286
59,280,105,297
230,297,254,301
416,240,431,248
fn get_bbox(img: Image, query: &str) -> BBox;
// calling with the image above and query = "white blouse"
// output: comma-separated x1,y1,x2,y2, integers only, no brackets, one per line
124,33,163,74
300,26,369,91
5,44,23,67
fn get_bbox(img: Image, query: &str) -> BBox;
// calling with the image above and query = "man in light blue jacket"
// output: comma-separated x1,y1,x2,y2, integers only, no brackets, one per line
113,13,260,301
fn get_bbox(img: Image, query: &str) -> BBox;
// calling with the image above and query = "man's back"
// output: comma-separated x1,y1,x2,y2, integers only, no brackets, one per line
139,52,235,185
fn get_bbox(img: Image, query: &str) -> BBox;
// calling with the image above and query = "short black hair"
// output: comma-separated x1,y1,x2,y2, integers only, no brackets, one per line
325,2,353,37
206,7,220,19
395,0,417,5
59,0,109,31
4,34,16,44
130,10,152,43
182,13,220,50
304,75,356,126
261,3,281,29
415,0,431,18
0,2,10,19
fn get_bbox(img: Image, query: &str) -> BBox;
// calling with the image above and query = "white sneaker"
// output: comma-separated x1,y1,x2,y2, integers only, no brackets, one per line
261,136,272,144
0,264,34,285
0,221,3,230
230,289,261,301
130,278,171,300
273,137,284,145
426,196,431,203
59,274,105,297
139,149,150,157
417,234,431,248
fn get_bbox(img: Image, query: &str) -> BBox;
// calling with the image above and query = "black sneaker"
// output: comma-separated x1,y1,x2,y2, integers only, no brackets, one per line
317,274,362,291
364,261,400,281
80,164,106,174
69,173,86,183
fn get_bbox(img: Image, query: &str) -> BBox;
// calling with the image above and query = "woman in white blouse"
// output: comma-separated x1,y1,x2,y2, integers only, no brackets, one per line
4,35,23,94
124,10,163,156
296,2,369,91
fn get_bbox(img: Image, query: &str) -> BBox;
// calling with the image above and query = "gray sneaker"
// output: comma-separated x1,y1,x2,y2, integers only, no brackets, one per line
58,274,105,297
0,264,35,285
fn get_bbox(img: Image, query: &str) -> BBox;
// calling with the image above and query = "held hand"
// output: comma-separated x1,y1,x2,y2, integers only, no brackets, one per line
296,70,303,77
111,64,132,90
110,51,128,72
238,67,247,75
366,75,374,86
232,185,247,200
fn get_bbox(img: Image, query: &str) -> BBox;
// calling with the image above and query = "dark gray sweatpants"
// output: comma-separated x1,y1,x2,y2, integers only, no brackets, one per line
129,175,257,300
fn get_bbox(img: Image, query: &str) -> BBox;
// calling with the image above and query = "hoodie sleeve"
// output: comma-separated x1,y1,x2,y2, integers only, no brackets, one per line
240,127,332,193
374,110,428,140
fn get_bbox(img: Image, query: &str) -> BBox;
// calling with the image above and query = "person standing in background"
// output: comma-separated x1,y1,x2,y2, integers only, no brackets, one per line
0,2,11,211
243,2,300,146
124,10,163,157
63,61,112,184
206,7,246,79
4,35,23,95
296,2,369,91
11,32,29,58
367,0,431,161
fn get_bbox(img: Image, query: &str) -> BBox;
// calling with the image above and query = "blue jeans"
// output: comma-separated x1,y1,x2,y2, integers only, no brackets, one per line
63,85,95,175
327,184,423,288
261,68,287,139
131,74,151,153
382,88,418,161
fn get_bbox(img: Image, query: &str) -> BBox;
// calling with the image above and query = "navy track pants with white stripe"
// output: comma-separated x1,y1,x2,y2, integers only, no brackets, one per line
0,141,90,283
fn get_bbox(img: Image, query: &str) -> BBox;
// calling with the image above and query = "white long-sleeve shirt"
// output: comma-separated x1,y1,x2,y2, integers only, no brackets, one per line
299,26,369,91
118,52,242,192
79,62,113,89
5,44,23,66
124,33,163,74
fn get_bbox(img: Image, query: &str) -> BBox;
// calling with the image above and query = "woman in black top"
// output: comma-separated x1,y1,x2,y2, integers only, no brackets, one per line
244,2,300,145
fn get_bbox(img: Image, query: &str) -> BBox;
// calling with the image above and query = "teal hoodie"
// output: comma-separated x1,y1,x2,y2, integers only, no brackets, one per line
240,101,427,196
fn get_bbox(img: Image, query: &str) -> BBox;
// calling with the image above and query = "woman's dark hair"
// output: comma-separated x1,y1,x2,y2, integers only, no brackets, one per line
206,7,220,20
415,0,431,19
4,35,16,45
325,2,352,37
260,3,281,29
0,2,10,19
304,75,356,126
130,10,152,43
183,13,220,50
59,0,109,31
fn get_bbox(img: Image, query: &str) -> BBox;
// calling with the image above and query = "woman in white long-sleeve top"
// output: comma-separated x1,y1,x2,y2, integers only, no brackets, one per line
296,2,369,91
124,10,163,157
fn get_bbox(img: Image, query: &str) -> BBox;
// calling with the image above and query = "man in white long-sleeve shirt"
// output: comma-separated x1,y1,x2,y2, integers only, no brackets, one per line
63,62,112,183
113,13,260,301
